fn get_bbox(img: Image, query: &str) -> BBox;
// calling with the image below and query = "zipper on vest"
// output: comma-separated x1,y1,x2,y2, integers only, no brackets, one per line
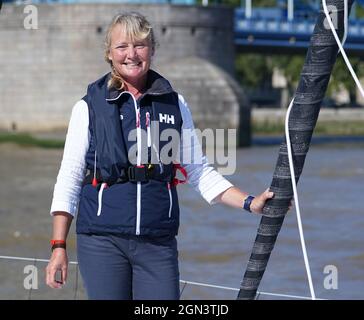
167,182,172,218
136,107,142,235
122,91,142,236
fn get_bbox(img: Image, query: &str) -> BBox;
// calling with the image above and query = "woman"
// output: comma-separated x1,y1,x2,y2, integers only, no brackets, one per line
45,12,274,300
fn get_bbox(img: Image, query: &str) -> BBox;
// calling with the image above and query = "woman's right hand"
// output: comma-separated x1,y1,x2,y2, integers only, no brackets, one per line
45,248,68,289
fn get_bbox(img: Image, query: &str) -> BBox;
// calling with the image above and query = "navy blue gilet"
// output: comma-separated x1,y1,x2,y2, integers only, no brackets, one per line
76,70,183,237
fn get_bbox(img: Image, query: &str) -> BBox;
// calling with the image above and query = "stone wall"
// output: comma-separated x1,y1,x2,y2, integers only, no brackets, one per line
0,3,250,145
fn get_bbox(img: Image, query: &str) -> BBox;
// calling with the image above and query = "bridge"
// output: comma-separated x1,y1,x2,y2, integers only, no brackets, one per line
234,0,364,55
3,0,364,54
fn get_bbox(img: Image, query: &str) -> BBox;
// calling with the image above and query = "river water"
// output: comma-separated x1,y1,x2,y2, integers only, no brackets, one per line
0,139,363,300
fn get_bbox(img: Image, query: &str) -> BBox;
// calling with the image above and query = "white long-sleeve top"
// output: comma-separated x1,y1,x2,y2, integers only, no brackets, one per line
50,94,233,216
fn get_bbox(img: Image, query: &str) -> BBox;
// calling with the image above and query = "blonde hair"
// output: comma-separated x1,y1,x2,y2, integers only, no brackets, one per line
104,12,156,90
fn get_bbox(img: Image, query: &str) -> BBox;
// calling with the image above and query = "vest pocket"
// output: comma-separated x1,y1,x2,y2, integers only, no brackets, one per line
79,182,137,231
141,180,175,229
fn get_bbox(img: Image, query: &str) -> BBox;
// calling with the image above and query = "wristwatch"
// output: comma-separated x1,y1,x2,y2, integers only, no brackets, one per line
243,195,255,213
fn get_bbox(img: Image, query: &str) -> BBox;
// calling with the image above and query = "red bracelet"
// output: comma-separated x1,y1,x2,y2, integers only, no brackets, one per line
50,239,66,246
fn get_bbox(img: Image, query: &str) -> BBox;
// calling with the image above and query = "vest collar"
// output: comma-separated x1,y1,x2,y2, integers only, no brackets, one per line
105,69,174,102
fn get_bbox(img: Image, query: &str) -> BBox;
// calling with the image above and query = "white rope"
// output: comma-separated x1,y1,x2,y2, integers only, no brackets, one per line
0,255,78,265
322,0,364,100
285,98,316,300
284,0,361,301
179,279,326,300
0,254,324,300
180,279,238,292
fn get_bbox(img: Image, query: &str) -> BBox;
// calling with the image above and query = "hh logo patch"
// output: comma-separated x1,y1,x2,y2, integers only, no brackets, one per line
159,113,175,125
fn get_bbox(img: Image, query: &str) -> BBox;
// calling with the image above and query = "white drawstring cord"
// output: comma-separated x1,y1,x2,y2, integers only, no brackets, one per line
146,112,151,148
153,143,164,174
93,150,97,183
96,183,107,216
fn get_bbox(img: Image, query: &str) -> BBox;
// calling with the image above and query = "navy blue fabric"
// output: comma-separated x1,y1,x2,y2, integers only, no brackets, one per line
76,70,183,237
77,233,180,300
83,74,128,184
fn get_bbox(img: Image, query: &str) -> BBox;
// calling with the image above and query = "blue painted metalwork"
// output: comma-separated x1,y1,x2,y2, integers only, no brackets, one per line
234,4,364,52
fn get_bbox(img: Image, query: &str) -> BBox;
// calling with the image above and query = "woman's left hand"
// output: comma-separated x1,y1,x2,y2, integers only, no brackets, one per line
250,188,274,214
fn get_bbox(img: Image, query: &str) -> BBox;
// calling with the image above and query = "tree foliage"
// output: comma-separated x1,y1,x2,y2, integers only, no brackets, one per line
235,54,274,88
329,57,364,104
236,52,364,105
271,55,305,95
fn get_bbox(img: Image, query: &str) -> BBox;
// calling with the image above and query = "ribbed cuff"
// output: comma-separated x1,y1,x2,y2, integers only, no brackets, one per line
203,180,234,205
50,200,77,217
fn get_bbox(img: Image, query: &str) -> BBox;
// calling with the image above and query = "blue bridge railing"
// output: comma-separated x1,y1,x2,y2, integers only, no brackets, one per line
234,7,364,53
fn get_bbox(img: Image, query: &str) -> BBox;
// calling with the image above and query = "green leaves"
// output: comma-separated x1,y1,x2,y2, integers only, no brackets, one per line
235,54,274,87
236,52,364,106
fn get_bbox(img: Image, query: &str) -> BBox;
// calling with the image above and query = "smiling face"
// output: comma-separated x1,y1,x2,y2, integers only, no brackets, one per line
107,24,153,85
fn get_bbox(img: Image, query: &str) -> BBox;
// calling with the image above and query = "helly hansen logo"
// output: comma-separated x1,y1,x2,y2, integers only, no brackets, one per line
159,113,175,125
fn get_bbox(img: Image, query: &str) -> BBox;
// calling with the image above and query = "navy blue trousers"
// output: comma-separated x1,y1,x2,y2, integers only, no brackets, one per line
77,233,180,300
